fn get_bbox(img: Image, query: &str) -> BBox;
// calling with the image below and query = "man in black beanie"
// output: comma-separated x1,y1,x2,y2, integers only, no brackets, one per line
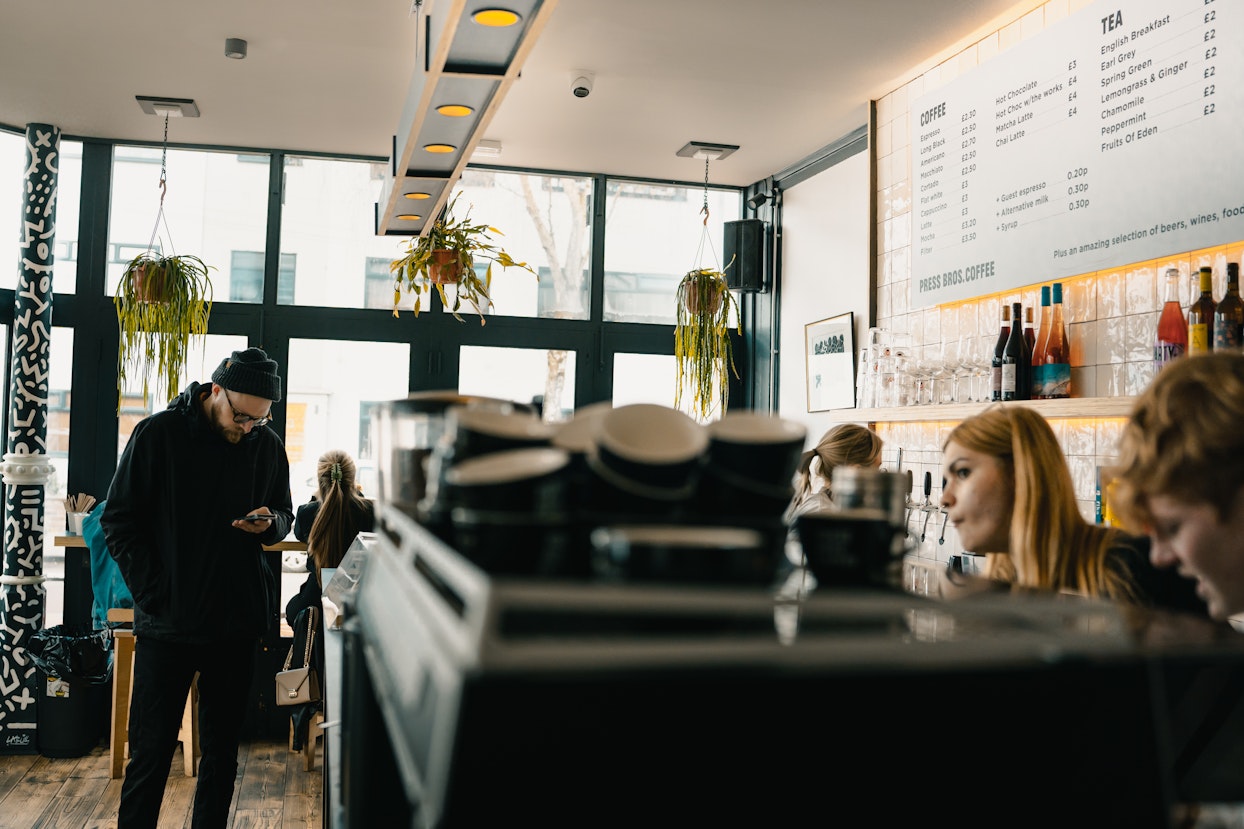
102,346,294,829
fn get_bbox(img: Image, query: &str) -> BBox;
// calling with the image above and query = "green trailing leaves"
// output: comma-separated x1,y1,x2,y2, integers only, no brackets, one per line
674,267,740,420
114,252,214,412
390,192,537,325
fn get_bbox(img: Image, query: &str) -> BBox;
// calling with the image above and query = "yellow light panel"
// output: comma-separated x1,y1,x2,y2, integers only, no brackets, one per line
424,144,456,153
436,104,474,117
404,192,432,200
396,214,422,221
473,8,520,27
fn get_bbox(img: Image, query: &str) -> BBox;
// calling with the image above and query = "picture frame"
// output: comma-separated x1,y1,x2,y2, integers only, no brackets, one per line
805,312,855,412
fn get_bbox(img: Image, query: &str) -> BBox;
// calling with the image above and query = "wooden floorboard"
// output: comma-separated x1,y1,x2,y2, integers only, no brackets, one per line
0,739,320,829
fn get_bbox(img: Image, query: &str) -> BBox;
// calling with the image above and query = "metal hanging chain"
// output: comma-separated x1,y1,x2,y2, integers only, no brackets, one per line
693,155,720,271
146,113,176,256
700,156,710,225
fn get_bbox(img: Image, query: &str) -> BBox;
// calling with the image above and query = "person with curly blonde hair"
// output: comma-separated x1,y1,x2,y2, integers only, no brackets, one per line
1109,352,1244,622
940,405,1205,613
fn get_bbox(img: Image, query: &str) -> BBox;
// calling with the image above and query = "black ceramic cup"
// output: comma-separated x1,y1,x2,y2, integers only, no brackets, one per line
704,411,807,491
594,403,709,492
442,446,571,516
795,511,905,590
589,524,780,586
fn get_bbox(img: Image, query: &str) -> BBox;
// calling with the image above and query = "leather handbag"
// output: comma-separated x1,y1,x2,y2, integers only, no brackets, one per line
276,606,320,706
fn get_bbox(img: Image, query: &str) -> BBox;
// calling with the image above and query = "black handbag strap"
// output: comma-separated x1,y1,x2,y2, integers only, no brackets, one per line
282,605,318,671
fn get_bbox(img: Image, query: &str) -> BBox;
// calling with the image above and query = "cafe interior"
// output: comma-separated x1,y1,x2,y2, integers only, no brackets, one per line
3,0,1244,825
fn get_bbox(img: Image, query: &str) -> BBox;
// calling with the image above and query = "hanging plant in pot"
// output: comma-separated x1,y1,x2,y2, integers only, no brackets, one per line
674,265,741,420
113,114,214,412
390,192,537,325
115,251,214,411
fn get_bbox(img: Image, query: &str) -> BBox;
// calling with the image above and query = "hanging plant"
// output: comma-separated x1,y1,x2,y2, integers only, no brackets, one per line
673,151,742,421
113,114,214,412
675,266,740,420
115,252,213,411
390,192,537,325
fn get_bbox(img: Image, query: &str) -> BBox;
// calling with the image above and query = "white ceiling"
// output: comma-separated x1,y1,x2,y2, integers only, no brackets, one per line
1,0,1034,188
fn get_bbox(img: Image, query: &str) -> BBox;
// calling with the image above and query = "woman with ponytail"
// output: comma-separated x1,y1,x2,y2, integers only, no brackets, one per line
285,449,375,749
783,423,883,525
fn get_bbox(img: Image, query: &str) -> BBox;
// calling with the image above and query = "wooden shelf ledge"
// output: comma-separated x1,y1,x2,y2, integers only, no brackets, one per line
827,396,1137,424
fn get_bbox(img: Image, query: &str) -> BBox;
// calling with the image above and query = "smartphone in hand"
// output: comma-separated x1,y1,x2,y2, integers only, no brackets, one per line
237,514,274,522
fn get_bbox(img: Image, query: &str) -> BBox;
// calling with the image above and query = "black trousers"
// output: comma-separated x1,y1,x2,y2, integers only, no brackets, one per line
118,635,259,829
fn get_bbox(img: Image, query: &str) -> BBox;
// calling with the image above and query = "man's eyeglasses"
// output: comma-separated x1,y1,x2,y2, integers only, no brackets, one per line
223,389,273,427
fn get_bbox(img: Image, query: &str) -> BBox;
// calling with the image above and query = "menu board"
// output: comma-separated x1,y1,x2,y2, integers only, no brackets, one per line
910,0,1244,307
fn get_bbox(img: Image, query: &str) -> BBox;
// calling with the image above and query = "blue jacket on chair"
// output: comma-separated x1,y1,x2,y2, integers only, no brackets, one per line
83,500,133,629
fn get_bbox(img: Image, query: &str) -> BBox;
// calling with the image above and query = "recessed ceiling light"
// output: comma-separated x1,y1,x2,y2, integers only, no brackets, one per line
396,214,422,221
472,8,520,27
423,144,456,154
404,192,432,200
436,104,474,117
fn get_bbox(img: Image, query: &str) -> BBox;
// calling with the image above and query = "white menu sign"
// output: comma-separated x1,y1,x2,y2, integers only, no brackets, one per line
910,0,1244,308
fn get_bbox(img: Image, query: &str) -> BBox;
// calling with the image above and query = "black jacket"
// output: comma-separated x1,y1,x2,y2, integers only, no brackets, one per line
101,381,294,642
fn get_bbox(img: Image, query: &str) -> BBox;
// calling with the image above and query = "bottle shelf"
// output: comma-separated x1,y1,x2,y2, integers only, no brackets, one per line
827,396,1137,424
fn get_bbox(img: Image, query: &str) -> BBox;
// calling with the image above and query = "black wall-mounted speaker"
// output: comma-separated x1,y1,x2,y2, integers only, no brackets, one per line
723,218,765,292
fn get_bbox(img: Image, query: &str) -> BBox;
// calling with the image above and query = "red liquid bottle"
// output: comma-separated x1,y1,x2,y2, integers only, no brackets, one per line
1154,268,1187,370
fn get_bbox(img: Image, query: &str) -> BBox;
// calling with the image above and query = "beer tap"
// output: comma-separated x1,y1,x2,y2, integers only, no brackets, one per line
919,471,935,542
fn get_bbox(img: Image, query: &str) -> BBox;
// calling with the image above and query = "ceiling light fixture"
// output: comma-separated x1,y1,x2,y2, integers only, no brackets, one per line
397,214,423,221
135,96,200,118
747,192,771,210
472,140,502,158
224,38,247,59
676,141,739,161
472,8,521,26
375,0,560,236
405,192,432,200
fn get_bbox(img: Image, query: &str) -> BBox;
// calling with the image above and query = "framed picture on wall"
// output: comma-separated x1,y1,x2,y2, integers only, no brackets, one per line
805,312,855,412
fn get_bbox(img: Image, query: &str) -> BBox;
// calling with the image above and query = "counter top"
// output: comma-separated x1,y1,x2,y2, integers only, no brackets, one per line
54,535,307,552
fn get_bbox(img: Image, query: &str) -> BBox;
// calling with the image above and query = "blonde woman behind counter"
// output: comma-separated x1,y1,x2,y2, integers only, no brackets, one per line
939,405,1209,616
784,423,883,524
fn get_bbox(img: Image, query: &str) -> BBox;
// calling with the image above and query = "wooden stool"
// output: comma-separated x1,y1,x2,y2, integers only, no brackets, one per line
108,608,200,779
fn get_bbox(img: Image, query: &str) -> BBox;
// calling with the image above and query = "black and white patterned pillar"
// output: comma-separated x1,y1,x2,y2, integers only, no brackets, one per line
0,123,59,753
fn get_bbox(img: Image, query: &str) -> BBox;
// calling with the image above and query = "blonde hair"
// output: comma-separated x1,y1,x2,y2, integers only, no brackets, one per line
945,406,1136,601
791,423,883,505
307,449,369,574
1110,352,1244,531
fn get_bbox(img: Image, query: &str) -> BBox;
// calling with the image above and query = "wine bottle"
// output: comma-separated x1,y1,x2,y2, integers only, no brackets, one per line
1214,262,1243,351
1031,286,1051,399
1002,301,1029,401
1187,266,1216,355
1043,283,1071,398
1154,268,1187,370
991,304,1011,402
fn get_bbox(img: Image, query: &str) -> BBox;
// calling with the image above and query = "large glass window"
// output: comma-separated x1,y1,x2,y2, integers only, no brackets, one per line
279,155,402,309
45,326,71,626
107,146,270,299
0,132,82,292
612,352,677,407
286,339,411,508
603,182,740,324
459,345,577,421
439,169,592,321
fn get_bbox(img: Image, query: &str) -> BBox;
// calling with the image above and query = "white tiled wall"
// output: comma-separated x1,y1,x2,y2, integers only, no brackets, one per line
865,0,1244,570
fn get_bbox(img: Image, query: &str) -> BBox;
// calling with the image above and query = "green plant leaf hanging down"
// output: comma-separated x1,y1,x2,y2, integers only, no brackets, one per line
674,267,741,420
390,192,537,325
114,252,214,412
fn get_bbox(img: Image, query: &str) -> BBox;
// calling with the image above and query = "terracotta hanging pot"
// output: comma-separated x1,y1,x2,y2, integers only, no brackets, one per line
428,249,464,286
131,263,170,302
683,282,723,317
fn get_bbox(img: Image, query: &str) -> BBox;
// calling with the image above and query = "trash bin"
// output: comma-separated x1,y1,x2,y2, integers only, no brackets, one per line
26,625,113,758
